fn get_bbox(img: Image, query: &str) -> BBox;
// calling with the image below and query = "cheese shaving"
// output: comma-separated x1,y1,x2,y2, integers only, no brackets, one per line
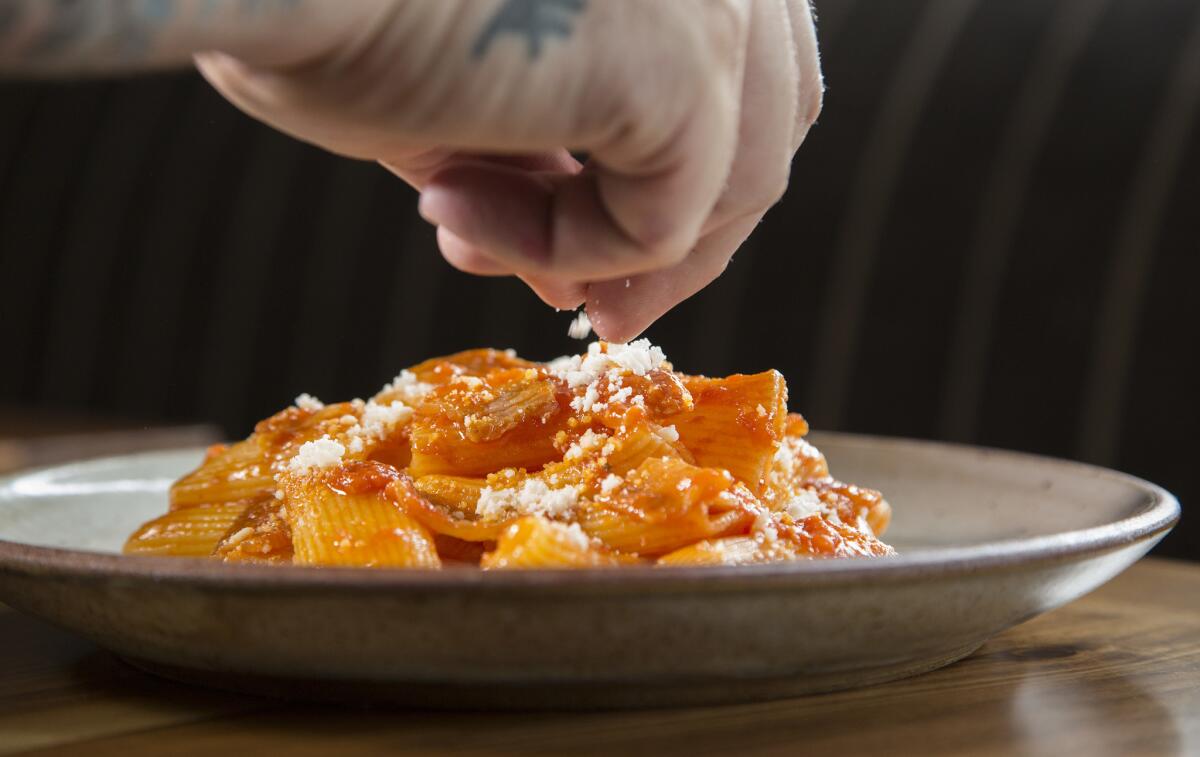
563,428,609,461
475,479,580,521
344,399,413,452
378,369,434,404
225,526,255,547
567,311,593,340
570,382,603,414
294,393,324,411
769,436,825,491
560,522,591,550
784,489,824,521
549,340,667,389
286,436,345,473
552,340,668,417
752,510,778,543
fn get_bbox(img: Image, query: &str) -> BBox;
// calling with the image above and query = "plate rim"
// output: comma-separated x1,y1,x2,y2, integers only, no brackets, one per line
0,431,1179,594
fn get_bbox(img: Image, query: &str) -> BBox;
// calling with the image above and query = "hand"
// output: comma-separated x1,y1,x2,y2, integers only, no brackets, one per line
5,0,821,341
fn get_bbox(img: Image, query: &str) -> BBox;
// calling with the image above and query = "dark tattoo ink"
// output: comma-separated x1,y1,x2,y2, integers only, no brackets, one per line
472,0,586,60
2,0,302,66
25,0,98,58
5,0,174,61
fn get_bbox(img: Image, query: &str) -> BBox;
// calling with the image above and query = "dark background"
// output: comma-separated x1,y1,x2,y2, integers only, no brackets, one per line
0,0,1195,560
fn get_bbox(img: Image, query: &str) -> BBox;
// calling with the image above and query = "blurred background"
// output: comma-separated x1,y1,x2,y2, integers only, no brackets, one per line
0,0,1194,560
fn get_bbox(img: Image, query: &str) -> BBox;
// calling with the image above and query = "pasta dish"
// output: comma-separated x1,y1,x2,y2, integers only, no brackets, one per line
125,341,895,568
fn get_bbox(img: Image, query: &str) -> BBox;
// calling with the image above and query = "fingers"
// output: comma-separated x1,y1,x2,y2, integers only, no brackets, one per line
197,0,809,338
438,227,585,310
519,275,587,311
436,227,512,276
586,215,761,343
581,0,809,342
425,0,808,331
782,0,825,150
704,0,803,234
411,0,750,282
383,149,581,191
401,150,585,289
417,83,743,282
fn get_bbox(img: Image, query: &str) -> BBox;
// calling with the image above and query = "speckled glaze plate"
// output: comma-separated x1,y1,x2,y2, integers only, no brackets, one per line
0,433,1179,709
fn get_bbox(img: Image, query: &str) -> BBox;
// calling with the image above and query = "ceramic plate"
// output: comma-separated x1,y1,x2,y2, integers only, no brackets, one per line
0,433,1179,709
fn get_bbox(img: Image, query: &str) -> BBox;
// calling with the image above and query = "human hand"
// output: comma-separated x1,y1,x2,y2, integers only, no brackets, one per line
193,0,823,341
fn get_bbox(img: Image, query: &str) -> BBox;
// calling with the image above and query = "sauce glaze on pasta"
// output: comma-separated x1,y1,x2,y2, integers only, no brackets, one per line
125,342,895,568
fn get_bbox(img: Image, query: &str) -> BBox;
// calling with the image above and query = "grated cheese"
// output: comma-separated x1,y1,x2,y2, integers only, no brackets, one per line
549,339,667,389
769,436,825,491
795,437,822,460
570,382,602,414
600,473,623,494
475,479,580,521
657,424,680,443
286,435,345,473
553,341,668,417
294,393,324,412
225,526,255,547
344,399,413,452
567,311,593,339
752,510,779,543
606,340,667,375
784,489,824,521
563,428,608,461
379,369,434,404
560,522,591,550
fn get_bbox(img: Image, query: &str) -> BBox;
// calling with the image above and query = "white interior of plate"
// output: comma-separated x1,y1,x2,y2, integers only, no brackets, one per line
0,433,1160,555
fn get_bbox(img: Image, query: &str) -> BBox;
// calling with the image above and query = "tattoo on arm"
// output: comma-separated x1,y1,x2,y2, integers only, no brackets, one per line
26,1,151,60
0,0,299,71
472,0,587,61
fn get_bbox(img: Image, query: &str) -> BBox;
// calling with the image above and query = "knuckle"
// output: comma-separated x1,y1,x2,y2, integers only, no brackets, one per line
793,54,825,148
798,83,824,133
648,239,694,268
718,164,791,221
758,166,792,210
619,228,692,270
603,3,747,167
700,0,751,61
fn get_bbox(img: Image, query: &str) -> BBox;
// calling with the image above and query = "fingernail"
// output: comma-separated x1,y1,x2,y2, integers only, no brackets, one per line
418,186,452,227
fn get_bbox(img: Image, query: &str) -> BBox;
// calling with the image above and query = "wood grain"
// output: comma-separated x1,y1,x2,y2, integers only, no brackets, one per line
0,558,1193,756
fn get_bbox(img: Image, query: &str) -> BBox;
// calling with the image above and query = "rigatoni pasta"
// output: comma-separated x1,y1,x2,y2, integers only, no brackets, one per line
126,340,896,568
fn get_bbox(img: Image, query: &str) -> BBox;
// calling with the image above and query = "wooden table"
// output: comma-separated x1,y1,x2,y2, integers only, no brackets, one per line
0,558,1192,756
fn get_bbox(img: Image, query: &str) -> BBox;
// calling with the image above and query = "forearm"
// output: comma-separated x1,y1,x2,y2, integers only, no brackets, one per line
0,0,350,75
